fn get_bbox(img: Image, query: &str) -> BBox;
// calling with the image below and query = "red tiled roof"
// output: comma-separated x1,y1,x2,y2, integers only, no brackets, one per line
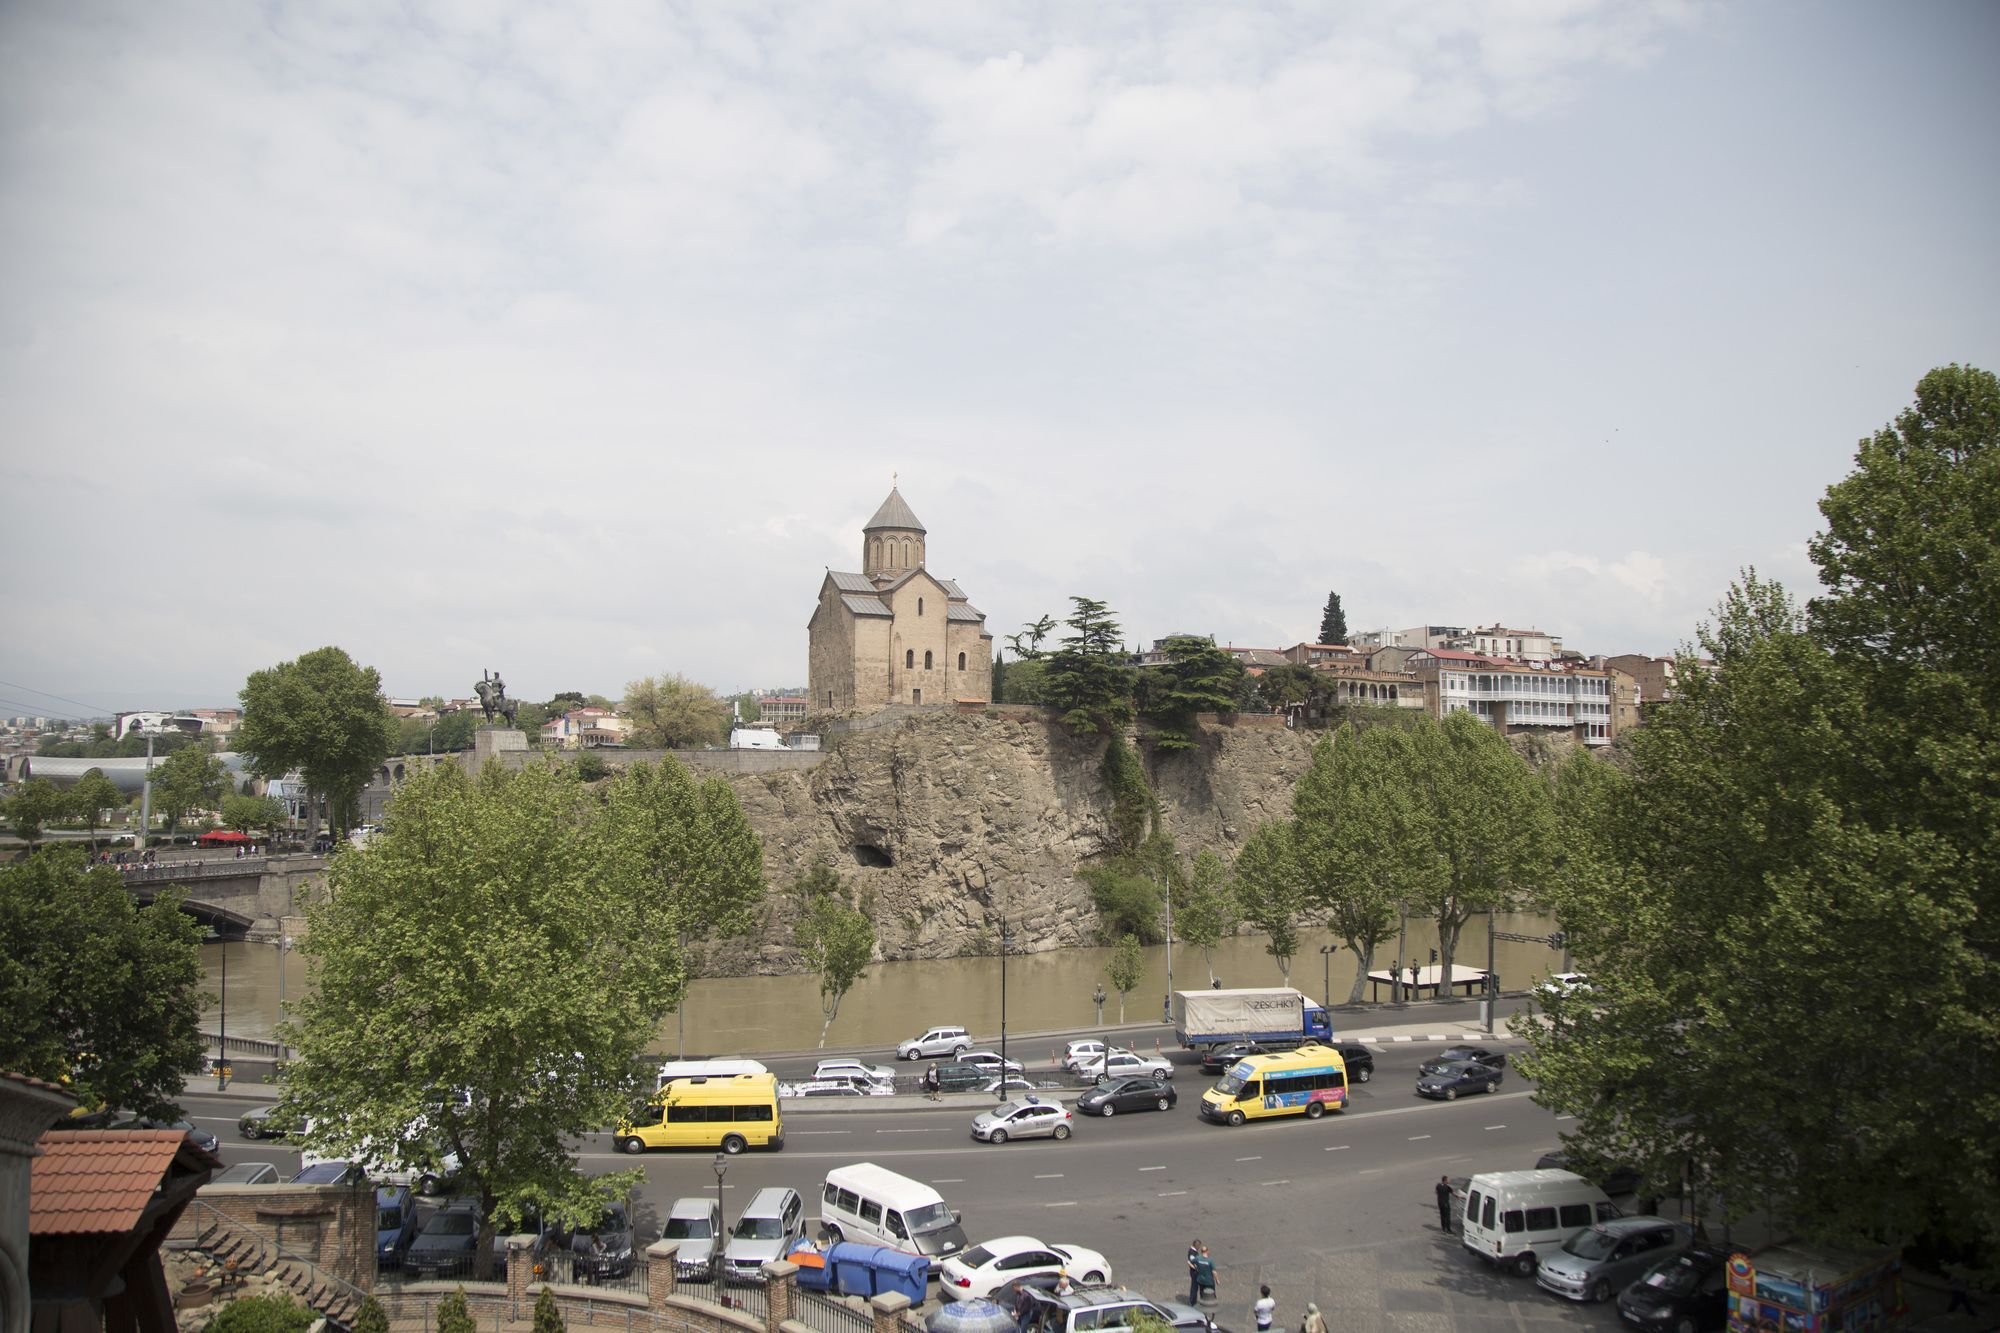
32,1130,207,1234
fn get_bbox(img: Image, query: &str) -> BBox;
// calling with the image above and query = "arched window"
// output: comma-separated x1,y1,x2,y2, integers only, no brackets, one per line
905,649,914,668
958,652,967,670
924,651,933,669
918,597,924,616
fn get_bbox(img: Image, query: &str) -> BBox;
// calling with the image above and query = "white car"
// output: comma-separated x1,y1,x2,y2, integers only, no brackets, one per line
940,1235,1112,1301
780,1078,891,1099
978,1074,1053,1097
1061,1040,1111,1073
957,1050,1026,1075
813,1060,897,1088
1536,972,1594,999
1079,1050,1173,1081
898,1026,972,1060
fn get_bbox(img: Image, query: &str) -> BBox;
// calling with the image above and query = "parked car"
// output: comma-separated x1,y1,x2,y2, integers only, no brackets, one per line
1333,1042,1375,1083
1012,1283,1216,1333
971,1096,1074,1144
940,1236,1112,1301
979,1074,1060,1097
781,1079,868,1099
722,1187,806,1283
564,1203,638,1282
375,1185,419,1269
956,1049,1026,1075
1615,1246,1730,1331
662,1196,724,1281
814,1059,896,1084
116,1116,219,1156
405,1201,481,1278
1536,972,1594,999
211,1162,279,1186
290,1161,361,1185
1418,1046,1507,1077
1535,1218,1692,1303
1075,1077,1176,1117
1535,1150,1644,1198
1199,1041,1271,1075
932,1062,995,1093
1061,1040,1110,1073
898,1026,972,1060
1079,1051,1173,1082
237,1105,295,1141
1416,1060,1504,1100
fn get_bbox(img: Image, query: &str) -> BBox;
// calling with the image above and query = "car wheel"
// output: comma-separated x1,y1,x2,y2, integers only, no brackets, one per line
1226,1109,1245,1126
1445,1088,1458,1101
990,1129,1008,1144
416,1174,440,1196
1591,1280,1612,1303
824,1224,843,1244
1355,1066,1371,1083
1485,1080,1498,1093
1512,1251,1537,1278
1157,1096,1171,1111
1082,1271,1104,1284
1305,1101,1324,1120
1101,1104,1116,1117
618,1136,644,1155
953,1043,970,1056
721,1134,747,1155
1053,1125,1070,1140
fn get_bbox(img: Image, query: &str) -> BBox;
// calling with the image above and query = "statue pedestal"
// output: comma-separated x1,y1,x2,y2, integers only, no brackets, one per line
473,727,529,765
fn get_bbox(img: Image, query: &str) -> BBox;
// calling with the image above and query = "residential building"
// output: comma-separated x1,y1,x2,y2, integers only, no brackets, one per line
1408,649,1613,746
1603,654,1681,707
1283,642,1364,668
754,693,809,727
807,486,994,713
1464,624,1563,663
1347,625,1466,652
1366,645,1423,675
541,707,631,749
1223,647,1291,674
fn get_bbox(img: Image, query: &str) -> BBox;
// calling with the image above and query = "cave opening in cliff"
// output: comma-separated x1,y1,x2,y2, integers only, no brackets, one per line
851,843,894,868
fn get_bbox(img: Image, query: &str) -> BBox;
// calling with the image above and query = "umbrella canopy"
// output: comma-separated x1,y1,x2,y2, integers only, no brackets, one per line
197,830,252,845
926,1299,1015,1333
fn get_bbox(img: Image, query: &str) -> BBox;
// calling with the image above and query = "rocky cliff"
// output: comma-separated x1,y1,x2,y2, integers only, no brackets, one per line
707,709,1318,972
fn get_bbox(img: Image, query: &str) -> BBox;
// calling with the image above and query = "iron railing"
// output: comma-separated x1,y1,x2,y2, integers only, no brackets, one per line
793,1291,878,1333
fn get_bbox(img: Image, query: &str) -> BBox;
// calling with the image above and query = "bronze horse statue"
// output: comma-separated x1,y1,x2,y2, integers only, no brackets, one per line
474,671,518,727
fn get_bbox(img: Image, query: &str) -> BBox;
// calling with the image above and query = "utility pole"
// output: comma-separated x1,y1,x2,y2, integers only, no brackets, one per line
137,731,154,850
1160,867,1174,1023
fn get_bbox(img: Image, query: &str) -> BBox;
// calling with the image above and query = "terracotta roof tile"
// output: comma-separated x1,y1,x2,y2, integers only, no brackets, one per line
32,1130,198,1234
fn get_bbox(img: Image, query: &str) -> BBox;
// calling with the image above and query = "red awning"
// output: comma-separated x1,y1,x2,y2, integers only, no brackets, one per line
196,830,252,845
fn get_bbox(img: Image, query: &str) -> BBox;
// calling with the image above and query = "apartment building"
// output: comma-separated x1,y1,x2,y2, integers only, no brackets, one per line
1408,648,1613,745
755,693,809,727
541,707,632,749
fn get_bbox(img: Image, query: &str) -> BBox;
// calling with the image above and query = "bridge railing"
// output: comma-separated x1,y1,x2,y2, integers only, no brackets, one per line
116,857,270,883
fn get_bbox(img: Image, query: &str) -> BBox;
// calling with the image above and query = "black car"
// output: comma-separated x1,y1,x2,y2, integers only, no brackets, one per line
1199,1041,1274,1075
1536,1150,1645,1198
1415,1059,1504,1100
1417,1045,1506,1077
1333,1042,1375,1083
116,1116,221,1156
1076,1077,1177,1117
564,1203,637,1281
1615,1247,1729,1332
932,1062,992,1093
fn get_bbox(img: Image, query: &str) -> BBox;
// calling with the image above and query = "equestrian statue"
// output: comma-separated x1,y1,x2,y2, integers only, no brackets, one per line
474,669,518,727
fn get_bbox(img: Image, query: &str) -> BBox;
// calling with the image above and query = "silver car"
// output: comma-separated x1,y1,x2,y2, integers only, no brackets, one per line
1535,1217,1690,1303
898,1026,971,1060
970,1096,1074,1144
722,1187,805,1283
661,1196,723,1280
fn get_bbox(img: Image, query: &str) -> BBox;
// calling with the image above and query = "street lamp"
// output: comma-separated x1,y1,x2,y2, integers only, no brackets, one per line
997,919,1011,1103
712,1152,728,1274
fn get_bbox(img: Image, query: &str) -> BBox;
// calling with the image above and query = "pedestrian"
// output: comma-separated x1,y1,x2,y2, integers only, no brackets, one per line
924,1063,940,1101
1436,1175,1453,1230
1187,1239,1203,1304
1947,1273,1978,1316
1301,1303,1325,1333
1191,1247,1217,1307
1252,1284,1274,1333
1054,1271,1073,1296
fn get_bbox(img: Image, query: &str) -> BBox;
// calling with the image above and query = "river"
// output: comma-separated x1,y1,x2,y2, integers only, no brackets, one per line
200,909,1565,1055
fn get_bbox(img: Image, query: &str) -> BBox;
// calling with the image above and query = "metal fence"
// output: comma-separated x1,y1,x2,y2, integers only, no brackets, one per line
792,1291,878,1333
537,1250,652,1297
715,1280,769,1323
378,1288,678,1333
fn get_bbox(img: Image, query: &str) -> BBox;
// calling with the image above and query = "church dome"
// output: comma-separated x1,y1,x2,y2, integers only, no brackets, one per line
863,486,926,533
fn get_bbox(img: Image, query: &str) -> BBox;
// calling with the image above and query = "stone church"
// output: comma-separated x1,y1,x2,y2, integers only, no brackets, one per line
808,486,994,714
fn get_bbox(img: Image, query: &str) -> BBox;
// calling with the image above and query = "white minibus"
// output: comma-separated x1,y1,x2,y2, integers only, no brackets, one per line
820,1162,968,1261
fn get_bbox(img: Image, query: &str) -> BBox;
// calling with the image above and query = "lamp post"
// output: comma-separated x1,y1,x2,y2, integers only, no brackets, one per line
712,1153,728,1276
997,918,1011,1103
214,927,230,1090
1393,904,1408,1004
1093,984,1107,1085
1159,867,1174,1025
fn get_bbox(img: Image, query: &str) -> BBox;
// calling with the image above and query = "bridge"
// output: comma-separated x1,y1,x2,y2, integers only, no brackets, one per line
115,854,328,936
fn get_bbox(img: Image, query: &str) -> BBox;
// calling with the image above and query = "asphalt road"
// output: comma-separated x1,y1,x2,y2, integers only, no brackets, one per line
180,1032,1634,1329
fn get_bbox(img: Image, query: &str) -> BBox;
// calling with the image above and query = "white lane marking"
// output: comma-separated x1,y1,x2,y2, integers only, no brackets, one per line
1139,1166,1166,1172
1408,1135,1432,1141
789,1130,853,1136
1234,1156,1262,1162
1033,1173,1063,1179
1159,1190,1188,1197
1259,1180,1291,1187
1325,1145,1350,1152
1484,1125,1506,1131
1045,1201,1077,1208
876,1128,943,1134
934,1179,965,1184
1358,1168,1384,1175
1556,1114,1575,1121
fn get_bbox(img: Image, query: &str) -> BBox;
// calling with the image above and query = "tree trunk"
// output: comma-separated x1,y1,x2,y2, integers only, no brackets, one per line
1345,941,1375,1005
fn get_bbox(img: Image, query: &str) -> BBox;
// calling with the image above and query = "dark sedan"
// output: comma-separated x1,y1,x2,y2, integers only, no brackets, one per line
1200,1041,1273,1074
1333,1042,1375,1083
1418,1045,1506,1077
1416,1059,1504,1100
1615,1247,1729,1332
1076,1076,1177,1117
565,1203,637,1281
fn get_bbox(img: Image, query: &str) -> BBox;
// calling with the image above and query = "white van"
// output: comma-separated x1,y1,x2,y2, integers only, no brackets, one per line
820,1163,969,1261
1461,1168,1620,1277
657,1058,770,1088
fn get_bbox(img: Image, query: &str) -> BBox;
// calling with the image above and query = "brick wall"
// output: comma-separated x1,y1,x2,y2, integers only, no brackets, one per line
173,1182,376,1289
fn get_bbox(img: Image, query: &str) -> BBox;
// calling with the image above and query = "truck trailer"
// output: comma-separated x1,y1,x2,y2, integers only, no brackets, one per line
1172,987,1333,1051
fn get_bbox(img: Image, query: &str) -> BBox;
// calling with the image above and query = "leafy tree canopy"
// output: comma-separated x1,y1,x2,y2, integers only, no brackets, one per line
204,1293,314,1333
623,673,731,749
220,792,286,837
0,850,206,1119
1105,934,1145,1022
1255,663,1318,712
5,778,66,845
1175,849,1238,985
67,768,124,845
149,745,231,833
1137,635,1245,749
237,647,398,834
1041,598,1134,736
1231,821,1303,982
1290,730,1404,1003
792,860,876,1048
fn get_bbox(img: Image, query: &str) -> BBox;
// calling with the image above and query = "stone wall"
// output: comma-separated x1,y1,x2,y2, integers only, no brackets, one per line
172,1182,376,1289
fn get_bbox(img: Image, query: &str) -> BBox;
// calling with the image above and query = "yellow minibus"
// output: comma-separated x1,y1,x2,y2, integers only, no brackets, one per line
615,1072,784,1155
1198,1044,1349,1125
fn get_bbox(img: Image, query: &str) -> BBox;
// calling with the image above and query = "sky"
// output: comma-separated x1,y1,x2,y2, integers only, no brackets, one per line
3,1,1996,715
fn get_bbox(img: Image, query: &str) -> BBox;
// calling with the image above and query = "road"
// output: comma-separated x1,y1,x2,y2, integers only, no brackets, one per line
180,1032,1633,1328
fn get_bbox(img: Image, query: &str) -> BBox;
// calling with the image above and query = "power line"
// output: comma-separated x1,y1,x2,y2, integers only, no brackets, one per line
0,678,116,717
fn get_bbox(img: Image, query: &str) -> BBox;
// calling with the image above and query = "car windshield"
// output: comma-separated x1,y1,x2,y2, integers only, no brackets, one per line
1563,1227,1621,1260
378,1207,404,1230
734,1218,786,1240
664,1217,713,1240
996,1100,1029,1116
1641,1257,1703,1295
959,1244,995,1267
428,1214,477,1237
1431,1062,1473,1078
1216,1071,1250,1096
904,1203,953,1231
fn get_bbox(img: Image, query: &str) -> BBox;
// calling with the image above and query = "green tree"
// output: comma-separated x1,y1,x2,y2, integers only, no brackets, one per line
204,1292,314,1333
1083,862,1164,945
0,850,206,1119
1291,731,1404,1003
1175,850,1237,985
728,693,762,724
352,1297,390,1333
548,691,588,713
435,1289,475,1333
1318,592,1348,644
66,768,123,846
1138,635,1245,749
277,761,714,1279
148,745,231,835
1008,614,1058,660
1255,663,1318,713
1041,598,1134,736
532,1286,565,1333
791,861,876,1049
996,656,1047,704
1105,934,1144,1023
1231,822,1303,983
237,647,398,836
624,674,731,749
220,792,286,839
5,778,66,846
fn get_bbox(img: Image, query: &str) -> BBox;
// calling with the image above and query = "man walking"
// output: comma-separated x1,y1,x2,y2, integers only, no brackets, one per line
1436,1176,1453,1230
924,1063,941,1101
1252,1284,1274,1333
1187,1239,1203,1304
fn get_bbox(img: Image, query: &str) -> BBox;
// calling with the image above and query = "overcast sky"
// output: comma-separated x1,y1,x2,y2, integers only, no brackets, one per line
3,2,1996,716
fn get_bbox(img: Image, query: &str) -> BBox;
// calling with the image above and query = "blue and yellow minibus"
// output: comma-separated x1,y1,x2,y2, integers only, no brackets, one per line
1198,1043,1349,1125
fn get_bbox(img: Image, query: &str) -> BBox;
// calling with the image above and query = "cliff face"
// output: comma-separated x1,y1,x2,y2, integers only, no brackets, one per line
709,710,1318,972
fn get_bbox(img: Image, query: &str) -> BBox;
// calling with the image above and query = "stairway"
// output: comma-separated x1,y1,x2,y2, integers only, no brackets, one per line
189,1215,366,1328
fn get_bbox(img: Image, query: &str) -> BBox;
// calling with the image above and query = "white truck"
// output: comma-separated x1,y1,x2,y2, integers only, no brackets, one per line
1171,987,1334,1051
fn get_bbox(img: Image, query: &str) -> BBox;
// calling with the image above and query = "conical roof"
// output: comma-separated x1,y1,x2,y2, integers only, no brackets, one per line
863,486,925,533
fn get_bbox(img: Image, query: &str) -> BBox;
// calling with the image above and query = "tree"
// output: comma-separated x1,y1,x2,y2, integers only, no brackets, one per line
1291,731,1403,1003
1175,850,1238,985
548,691,588,713
277,761,719,1280
1138,636,1245,749
435,1289,475,1333
148,745,231,834
1255,663,1318,714
1106,934,1144,1023
532,1286,565,1333
1008,614,1058,660
352,1297,390,1333
1318,592,1348,645
0,850,206,1119
791,861,876,1049
623,674,731,749
221,793,286,839
1230,822,1303,982
5,778,65,846
729,693,762,724
204,1293,314,1333
237,647,398,836
66,768,123,846
996,657,1046,704
1040,598,1134,736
